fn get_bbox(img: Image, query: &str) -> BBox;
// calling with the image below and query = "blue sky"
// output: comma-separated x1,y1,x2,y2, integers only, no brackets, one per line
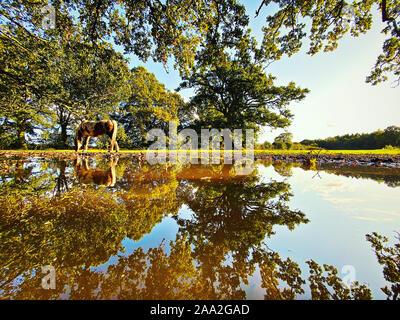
124,1,400,143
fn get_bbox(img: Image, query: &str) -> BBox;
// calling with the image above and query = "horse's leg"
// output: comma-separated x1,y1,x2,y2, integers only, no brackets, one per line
75,137,82,152
109,135,114,152
109,157,117,186
74,157,81,171
106,132,118,152
83,136,90,152
113,156,119,167
83,158,89,170
108,134,119,152
111,120,119,152
113,140,119,152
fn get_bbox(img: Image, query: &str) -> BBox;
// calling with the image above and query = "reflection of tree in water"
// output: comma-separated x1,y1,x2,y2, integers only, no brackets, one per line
262,160,400,188
176,173,307,243
0,159,180,298
0,159,59,196
0,158,399,300
173,169,309,299
0,187,126,294
54,160,70,195
115,159,181,240
367,232,400,300
312,164,400,188
3,231,398,300
272,161,293,177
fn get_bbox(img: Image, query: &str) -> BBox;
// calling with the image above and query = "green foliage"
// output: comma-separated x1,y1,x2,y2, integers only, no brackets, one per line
272,132,293,149
47,36,131,148
115,66,184,148
1,0,248,76
0,2,132,149
302,126,400,150
258,141,273,150
274,132,293,143
384,145,395,149
291,142,307,150
1,1,246,149
366,232,400,300
179,25,309,134
306,260,372,300
272,141,288,149
256,0,400,85
257,140,307,150
0,24,56,148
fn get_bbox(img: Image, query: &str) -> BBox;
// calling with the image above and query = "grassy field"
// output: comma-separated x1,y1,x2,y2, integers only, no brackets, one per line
253,149,400,155
1,149,400,155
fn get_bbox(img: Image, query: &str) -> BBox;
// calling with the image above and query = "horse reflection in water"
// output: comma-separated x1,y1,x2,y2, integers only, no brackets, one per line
74,156,118,187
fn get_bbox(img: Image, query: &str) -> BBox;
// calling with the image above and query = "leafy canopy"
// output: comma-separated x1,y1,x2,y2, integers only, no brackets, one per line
256,0,400,85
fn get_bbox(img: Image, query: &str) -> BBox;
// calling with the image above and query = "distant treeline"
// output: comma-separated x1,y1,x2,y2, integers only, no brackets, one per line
300,126,400,150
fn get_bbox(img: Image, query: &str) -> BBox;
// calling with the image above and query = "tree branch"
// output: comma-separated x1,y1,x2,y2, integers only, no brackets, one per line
255,0,267,18
382,0,400,37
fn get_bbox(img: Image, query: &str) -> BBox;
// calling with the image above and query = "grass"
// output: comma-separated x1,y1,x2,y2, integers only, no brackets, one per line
1,149,400,155
253,149,400,155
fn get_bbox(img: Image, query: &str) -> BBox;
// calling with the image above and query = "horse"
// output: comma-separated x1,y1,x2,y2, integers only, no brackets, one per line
74,156,118,187
75,120,119,152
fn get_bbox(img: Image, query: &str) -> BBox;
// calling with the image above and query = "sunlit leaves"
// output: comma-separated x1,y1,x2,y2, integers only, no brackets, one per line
257,0,400,85
179,28,309,133
116,66,185,148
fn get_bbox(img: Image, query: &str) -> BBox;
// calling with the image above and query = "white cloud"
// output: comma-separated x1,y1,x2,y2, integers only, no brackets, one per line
353,216,394,222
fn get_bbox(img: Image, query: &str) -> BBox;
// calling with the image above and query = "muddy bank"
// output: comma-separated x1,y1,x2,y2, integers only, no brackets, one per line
0,150,141,160
254,153,400,167
1,150,400,167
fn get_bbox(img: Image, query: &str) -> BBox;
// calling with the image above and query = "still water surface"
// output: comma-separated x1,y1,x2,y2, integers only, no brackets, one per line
0,156,399,299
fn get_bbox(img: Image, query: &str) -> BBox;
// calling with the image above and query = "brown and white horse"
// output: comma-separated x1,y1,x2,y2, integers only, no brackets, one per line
75,120,119,152
74,156,118,187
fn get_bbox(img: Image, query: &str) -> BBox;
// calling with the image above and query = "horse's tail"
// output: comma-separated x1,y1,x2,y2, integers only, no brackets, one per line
111,120,119,152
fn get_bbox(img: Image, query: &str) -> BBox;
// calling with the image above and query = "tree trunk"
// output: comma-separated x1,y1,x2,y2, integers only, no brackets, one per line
59,123,68,149
16,121,27,150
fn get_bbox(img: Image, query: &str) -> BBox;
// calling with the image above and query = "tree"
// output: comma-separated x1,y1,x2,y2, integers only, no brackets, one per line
48,38,130,148
1,1,256,149
1,2,131,148
384,126,400,147
273,132,293,149
1,0,249,76
0,19,57,148
260,141,273,149
0,32,130,148
301,126,400,150
178,26,309,134
255,0,400,85
366,232,400,300
275,132,293,143
115,66,185,148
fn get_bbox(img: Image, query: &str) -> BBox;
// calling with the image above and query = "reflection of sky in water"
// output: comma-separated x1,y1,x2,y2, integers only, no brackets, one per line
245,164,400,299
92,163,399,300
95,216,180,273
3,161,400,299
